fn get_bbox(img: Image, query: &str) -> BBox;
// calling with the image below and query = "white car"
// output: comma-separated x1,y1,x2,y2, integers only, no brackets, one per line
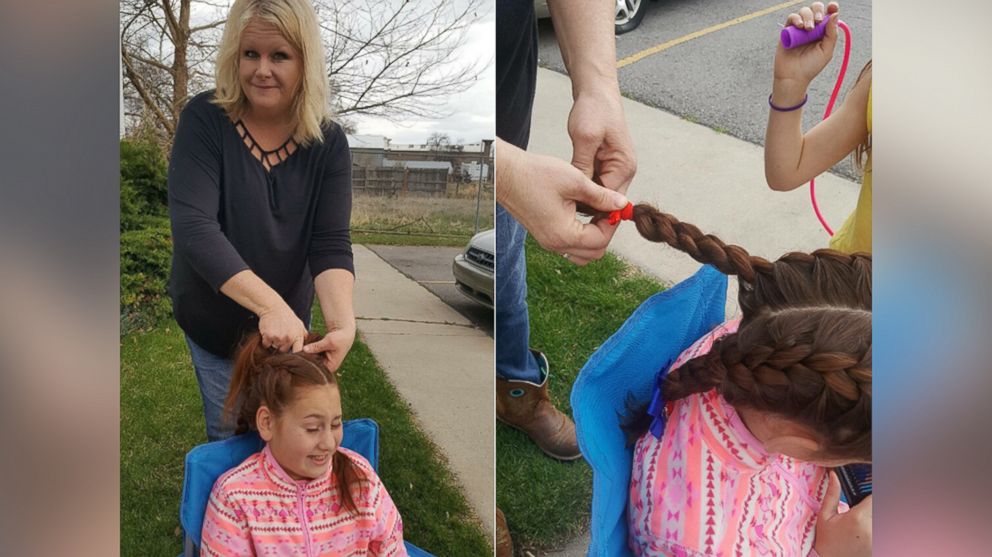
452,229,495,309
535,0,648,34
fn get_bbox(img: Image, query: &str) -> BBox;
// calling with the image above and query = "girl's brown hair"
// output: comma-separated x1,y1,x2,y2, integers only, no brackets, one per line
224,332,365,513
851,59,872,173
621,204,872,461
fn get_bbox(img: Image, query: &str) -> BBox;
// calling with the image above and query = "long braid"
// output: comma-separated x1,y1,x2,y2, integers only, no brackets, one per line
663,308,871,459
627,204,871,315
615,203,872,459
630,204,774,283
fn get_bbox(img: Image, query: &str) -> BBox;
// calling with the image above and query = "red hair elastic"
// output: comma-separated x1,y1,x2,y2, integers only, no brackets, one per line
608,202,634,225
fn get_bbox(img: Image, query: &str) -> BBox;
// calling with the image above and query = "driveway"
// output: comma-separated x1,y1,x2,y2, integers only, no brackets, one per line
365,244,494,337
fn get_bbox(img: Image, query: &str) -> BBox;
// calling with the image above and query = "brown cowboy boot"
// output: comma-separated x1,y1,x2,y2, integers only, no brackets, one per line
496,349,581,461
496,507,513,557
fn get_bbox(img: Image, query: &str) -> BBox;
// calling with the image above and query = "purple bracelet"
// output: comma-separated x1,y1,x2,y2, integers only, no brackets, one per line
768,93,808,112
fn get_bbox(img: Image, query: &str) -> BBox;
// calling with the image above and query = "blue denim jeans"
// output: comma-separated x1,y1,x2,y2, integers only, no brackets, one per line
185,335,236,442
496,203,542,383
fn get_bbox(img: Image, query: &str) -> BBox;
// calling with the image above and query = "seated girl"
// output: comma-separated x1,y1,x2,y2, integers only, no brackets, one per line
615,204,872,557
200,333,407,556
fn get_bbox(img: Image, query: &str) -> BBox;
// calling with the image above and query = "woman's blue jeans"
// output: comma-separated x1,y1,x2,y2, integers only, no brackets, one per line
185,335,236,442
496,203,542,383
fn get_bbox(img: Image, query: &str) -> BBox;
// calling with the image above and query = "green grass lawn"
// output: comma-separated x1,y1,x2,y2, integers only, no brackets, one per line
121,305,491,556
351,194,493,248
496,237,666,553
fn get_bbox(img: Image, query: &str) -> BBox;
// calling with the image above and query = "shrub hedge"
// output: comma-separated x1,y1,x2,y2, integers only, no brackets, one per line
121,138,172,331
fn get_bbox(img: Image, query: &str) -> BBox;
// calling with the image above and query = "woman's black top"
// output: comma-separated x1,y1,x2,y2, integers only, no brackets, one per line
168,91,354,358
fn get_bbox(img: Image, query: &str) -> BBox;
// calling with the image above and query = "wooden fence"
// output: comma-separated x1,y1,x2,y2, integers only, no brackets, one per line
352,167,448,197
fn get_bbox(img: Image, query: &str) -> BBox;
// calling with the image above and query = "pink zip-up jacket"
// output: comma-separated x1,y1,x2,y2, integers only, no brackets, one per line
629,319,845,557
201,445,406,556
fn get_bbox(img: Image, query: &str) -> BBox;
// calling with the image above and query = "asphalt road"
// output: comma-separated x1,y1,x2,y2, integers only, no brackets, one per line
537,0,872,180
365,245,494,337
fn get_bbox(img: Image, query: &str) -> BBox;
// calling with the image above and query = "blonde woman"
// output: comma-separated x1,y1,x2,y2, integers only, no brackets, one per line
168,0,355,441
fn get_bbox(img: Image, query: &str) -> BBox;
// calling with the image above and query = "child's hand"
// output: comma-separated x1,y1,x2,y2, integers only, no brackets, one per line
773,2,840,87
813,470,872,557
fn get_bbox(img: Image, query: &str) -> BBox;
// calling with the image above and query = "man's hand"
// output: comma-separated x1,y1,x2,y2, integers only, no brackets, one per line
496,139,629,265
568,88,637,195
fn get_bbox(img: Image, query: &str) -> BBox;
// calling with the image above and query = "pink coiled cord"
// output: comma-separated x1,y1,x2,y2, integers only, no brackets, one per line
808,20,852,236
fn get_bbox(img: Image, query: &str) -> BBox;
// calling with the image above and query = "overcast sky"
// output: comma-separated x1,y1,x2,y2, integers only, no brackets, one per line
175,1,494,145
350,6,495,145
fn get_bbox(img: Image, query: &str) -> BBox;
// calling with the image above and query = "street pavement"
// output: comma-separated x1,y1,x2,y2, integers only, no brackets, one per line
351,245,495,542
538,0,871,180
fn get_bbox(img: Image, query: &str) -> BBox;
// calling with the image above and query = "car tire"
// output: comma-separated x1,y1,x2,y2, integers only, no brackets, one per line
615,0,647,34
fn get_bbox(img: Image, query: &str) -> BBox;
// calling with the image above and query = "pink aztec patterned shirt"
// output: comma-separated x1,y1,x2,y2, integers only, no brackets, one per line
201,445,406,557
629,319,839,557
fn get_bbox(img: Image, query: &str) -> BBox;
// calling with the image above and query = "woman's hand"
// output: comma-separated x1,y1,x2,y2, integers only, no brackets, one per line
219,270,308,352
309,268,356,372
303,324,356,372
813,471,872,557
257,304,308,353
773,2,840,90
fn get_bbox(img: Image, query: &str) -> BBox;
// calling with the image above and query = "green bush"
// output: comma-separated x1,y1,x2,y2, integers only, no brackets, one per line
121,220,173,332
121,138,168,231
121,138,173,331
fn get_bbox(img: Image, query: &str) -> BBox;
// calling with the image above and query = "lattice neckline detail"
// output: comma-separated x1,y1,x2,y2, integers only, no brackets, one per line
235,120,299,172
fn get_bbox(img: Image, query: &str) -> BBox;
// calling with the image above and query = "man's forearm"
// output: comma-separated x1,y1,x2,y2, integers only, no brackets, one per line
494,137,522,208
547,0,619,97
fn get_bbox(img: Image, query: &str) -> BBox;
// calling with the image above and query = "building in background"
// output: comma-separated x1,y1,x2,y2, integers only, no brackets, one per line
348,134,493,184
347,135,391,168
384,159,454,175
460,161,490,182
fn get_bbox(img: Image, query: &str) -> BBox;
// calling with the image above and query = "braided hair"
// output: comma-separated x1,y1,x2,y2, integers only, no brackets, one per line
620,204,872,461
224,333,366,513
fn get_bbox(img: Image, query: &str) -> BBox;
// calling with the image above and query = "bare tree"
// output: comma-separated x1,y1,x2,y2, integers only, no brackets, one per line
121,0,490,140
319,0,489,121
120,0,229,137
426,132,451,153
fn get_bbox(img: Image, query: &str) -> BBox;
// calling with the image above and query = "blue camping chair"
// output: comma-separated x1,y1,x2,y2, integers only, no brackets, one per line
179,418,434,557
571,265,728,557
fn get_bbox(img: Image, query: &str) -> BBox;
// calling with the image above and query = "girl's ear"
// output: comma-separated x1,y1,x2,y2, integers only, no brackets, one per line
256,405,275,442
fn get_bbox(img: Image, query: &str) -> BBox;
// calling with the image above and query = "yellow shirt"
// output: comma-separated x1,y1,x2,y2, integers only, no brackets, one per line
828,86,872,254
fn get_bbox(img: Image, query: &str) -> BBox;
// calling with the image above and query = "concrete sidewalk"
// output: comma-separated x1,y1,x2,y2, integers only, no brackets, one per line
352,245,494,541
521,68,863,555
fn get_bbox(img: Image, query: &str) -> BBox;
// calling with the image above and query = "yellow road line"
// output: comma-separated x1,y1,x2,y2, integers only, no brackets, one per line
616,0,806,68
